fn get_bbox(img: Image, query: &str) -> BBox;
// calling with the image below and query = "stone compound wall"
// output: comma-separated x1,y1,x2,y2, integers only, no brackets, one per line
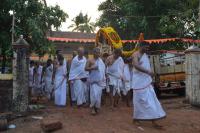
0,80,13,112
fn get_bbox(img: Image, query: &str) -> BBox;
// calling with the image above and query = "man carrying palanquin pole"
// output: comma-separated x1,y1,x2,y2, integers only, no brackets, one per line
106,48,124,108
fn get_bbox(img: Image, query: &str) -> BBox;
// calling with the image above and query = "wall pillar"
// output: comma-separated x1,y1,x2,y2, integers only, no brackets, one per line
12,35,29,112
185,48,200,106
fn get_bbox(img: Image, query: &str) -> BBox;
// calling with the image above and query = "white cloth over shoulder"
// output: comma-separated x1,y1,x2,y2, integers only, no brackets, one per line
132,53,166,120
89,58,106,108
69,55,88,105
107,57,124,95
54,60,67,106
69,56,88,80
131,53,152,90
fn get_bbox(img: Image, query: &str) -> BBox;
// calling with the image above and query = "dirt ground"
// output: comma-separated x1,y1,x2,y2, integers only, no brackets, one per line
3,95,200,133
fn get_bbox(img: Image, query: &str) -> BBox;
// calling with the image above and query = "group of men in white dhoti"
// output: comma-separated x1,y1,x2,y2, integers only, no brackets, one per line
29,51,68,106
29,42,166,128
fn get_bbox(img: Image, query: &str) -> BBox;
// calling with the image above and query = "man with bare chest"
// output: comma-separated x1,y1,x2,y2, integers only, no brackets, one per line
85,48,106,115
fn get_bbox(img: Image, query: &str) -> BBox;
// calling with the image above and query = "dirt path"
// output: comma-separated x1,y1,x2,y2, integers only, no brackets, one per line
4,97,200,133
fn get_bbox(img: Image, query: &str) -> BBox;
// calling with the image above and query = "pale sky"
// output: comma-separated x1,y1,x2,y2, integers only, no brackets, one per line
46,0,106,31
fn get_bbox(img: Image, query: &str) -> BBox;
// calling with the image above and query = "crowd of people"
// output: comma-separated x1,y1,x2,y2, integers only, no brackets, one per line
28,42,166,128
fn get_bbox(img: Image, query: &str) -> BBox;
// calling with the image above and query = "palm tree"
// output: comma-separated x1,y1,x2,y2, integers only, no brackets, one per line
68,12,96,33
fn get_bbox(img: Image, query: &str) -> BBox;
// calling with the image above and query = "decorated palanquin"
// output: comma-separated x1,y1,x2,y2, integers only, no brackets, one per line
95,27,122,55
95,27,143,57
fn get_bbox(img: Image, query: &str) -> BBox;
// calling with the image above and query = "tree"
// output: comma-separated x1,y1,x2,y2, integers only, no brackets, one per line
0,0,14,73
69,12,96,33
0,0,68,73
97,0,199,39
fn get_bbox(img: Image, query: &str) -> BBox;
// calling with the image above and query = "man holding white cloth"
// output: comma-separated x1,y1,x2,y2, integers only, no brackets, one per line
69,47,88,106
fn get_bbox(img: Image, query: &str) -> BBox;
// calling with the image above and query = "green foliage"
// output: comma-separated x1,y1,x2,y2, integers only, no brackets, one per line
0,0,12,57
97,0,199,40
69,12,96,33
0,0,68,58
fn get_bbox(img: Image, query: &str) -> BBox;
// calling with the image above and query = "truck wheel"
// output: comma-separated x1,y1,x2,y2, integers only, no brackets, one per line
178,90,185,96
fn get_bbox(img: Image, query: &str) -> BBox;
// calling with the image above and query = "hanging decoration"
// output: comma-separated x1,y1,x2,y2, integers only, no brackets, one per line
47,27,200,57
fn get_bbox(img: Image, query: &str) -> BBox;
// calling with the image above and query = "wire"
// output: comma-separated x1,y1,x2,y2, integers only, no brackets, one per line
105,9,199,18
107,14,162,18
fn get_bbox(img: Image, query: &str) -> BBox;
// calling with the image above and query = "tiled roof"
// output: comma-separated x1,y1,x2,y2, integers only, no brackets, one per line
48,31,96,39
48,37,95,43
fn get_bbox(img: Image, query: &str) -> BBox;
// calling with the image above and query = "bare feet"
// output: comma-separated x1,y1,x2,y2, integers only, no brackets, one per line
133,120,141,126
126,101,131,107
95,107,100,114
110,106,115,111
91,108,96,115
152,121,163,129
83,103,89,108
77,104,83,108
113,104,118,108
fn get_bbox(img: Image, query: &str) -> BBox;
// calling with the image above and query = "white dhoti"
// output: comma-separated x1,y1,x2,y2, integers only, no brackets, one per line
108,76,122,96
45,78,53,99
84,81,90,103
73,79,86,105
132,53,166,120
69,55,88,106
29,66,34,88
90,83,102,108
44,65,53,99
88,58,106,109
55,80,67,106
55,77,67,106
54,61,67,106
70,82,76,102
32,65,43,96
122,81,131,95
133,85,166,120
121,64,131,95
107,57,124,96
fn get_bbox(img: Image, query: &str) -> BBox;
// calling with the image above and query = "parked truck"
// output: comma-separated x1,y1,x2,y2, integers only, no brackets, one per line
152,53,185,97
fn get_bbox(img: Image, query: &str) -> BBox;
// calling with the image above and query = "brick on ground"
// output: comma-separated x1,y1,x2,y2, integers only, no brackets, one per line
41,118,62,132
